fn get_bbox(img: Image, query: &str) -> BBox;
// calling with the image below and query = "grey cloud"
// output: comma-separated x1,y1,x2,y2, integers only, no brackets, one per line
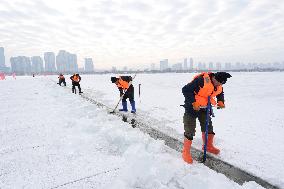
121,1,151,12
10,0,62,19
33,0,62,16
0,10,33,21
0,0,62,25
97,0,119,15
1,0,284,67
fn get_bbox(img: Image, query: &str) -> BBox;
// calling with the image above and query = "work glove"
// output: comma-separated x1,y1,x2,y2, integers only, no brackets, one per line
217,101,225,109
192,102,200,111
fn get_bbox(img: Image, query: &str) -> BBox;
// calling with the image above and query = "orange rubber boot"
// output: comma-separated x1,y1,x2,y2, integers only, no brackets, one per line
202,132,220,155
182,138,193,164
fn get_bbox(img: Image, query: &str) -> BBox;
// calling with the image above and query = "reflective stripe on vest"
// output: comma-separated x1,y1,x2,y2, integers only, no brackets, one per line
194,72,223,106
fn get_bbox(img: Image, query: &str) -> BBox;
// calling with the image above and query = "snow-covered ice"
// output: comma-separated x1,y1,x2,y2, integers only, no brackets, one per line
0,73,279,188
52,72,284,187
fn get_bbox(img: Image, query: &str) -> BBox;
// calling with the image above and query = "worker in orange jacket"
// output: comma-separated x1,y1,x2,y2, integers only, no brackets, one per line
70,73,82,94
111,76,136,113
181,72,232,164
57,73,66,86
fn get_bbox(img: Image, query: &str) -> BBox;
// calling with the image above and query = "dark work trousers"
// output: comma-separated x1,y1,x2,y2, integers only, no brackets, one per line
72,82,81,93
59,78,66,86
121,85,134,103
183,108,214,140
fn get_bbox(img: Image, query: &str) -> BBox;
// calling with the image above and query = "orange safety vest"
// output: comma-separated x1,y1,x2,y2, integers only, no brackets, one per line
116,77,129,90
73,75,79,82
194,72,223,107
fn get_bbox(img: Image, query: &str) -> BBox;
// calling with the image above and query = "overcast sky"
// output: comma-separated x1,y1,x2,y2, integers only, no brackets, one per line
0,0,284,69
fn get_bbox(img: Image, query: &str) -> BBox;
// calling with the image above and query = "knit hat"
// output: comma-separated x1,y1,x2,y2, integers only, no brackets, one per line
214,72,232,84
111,77,118,83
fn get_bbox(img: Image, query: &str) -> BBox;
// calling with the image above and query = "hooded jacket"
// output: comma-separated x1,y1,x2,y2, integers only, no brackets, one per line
182,72,224,116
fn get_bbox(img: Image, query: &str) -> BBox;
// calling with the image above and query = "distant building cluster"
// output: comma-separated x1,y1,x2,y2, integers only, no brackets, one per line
149,57,284,72
160,59,169,71
0,47,94,75
10,56,31,75
1,46,284,75
84,58,94,73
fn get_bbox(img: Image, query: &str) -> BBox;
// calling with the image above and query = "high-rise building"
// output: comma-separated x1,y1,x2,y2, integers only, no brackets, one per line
209,62,214,70
10,57,17,73
160,59,168,71
84,58,94,72
172,63,183,71
56,50,67,73
189,58,193,70
44,52,56,73
31,56,44,74
0,47,9,73
68,54,78,73
0,47,5,68
10,56,31,75
183,58,188,70
56,50,78,73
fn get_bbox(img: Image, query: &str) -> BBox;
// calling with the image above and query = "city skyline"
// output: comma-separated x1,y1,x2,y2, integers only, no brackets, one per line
0,0,284,69
6,49,95,74
1,46,284,75
0,47,284,74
